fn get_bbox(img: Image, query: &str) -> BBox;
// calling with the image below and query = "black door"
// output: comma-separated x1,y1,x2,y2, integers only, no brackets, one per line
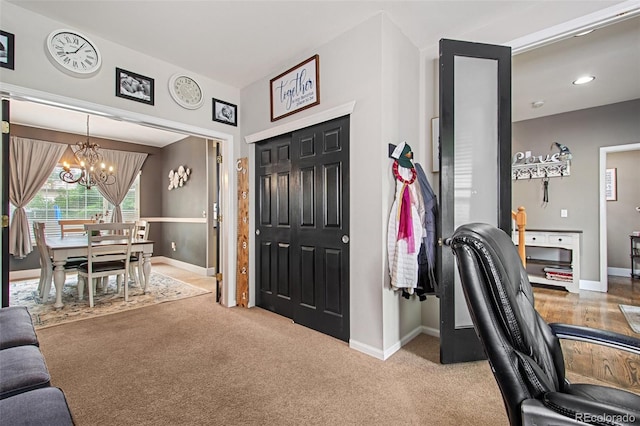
256,116,350,341
1,99,10,307
439,39,512,363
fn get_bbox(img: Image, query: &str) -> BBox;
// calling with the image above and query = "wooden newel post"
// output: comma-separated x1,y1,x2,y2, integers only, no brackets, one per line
512,206,527,267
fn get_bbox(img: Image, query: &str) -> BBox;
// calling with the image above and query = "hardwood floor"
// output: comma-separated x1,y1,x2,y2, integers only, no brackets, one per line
534,276,640,393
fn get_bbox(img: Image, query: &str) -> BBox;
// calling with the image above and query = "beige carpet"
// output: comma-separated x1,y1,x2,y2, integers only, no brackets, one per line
36,294,510,426
619,304,640,333
10,272,210,329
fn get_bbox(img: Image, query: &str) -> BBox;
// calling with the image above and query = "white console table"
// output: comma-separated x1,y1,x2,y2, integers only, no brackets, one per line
512,229,582,293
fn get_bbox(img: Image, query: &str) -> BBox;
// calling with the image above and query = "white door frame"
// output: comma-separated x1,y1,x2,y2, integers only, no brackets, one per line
599,143,640,292
0,82,236,307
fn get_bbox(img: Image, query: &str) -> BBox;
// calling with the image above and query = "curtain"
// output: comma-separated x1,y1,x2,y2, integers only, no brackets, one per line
9,137,68,258
95,148,147,223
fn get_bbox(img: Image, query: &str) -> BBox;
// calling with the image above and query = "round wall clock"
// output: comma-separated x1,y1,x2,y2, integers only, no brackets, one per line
46,29,102,77
169,74,204,109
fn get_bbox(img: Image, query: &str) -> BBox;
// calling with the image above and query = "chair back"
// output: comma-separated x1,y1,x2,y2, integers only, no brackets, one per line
32,221,52,270
133,220,150,240
83,222,135,272
59,219,96,237
449,223,566,426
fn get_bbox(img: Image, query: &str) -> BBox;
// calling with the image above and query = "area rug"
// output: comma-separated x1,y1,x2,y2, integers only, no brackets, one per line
10,272,211,329
619,304,640,334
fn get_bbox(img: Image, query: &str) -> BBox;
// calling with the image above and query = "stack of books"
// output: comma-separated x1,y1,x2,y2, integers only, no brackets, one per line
543,266,573,282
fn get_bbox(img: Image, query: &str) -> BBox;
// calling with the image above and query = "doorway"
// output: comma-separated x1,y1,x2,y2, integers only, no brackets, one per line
599,143,640,290
0,89,234,307
255,115,350,342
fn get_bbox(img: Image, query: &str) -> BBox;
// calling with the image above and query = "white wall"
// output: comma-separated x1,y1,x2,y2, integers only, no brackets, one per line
380,15,423,354
241,14,424,358
0,2,240,134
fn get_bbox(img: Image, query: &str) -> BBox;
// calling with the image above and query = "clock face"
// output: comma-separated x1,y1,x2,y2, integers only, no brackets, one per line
46,29,102,76
169,74,204,109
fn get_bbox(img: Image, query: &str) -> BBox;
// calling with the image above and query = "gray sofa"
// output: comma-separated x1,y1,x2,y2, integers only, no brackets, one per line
0,306,74,425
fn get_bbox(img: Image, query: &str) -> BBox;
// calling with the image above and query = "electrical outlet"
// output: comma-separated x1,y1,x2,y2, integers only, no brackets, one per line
561,209,568,218
171,241,176,251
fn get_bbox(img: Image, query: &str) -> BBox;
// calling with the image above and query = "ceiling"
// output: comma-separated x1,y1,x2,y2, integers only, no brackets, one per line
6,1,640,146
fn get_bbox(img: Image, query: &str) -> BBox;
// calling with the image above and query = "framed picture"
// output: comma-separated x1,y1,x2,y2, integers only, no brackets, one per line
0,30,15,70
115,67,154,105
270,54,319,122
431,117,440,172
605,168,617,201
212,98,237,126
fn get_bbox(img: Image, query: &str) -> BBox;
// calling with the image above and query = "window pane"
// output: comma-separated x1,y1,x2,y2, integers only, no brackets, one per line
10,166,140,241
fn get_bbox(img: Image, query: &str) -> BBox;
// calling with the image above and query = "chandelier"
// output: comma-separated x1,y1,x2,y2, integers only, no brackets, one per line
59,115,116,189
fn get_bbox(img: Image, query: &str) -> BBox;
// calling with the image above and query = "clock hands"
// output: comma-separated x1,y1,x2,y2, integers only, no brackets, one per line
72,42,87,54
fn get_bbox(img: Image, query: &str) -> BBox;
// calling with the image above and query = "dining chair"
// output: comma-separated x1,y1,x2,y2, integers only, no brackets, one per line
77,222,135,308
58,219,96,237
32,222,85,303
129,220,150,288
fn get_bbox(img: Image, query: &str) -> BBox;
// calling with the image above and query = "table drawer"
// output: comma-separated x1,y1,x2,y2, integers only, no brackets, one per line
548,234,573,245
525,233,547,245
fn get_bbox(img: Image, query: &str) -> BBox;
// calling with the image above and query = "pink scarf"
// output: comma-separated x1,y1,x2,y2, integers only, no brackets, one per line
397,183,415,254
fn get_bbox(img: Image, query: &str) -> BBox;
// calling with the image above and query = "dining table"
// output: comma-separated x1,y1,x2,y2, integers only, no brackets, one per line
46,236,154,308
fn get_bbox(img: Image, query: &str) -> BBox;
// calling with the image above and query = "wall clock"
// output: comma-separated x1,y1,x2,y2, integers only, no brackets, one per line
46,29,102,77
169,74,204,109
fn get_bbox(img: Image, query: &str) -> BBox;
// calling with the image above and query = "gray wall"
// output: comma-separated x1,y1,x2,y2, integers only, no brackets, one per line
159,136,209,267
512,99,640,282
606,150,640,269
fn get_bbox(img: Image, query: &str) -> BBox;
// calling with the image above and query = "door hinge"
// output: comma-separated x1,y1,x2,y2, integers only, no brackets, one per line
1,120,9,134
215,273,223,281
216,155,223,164
2,215,9,228
217,214,223,223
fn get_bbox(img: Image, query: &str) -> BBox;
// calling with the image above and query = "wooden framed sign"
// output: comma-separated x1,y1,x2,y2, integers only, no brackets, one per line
270,54,319,121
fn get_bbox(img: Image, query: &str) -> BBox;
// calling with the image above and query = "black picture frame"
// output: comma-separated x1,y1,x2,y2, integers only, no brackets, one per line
115,67,154,105
0,30,15,70
212,98,237,126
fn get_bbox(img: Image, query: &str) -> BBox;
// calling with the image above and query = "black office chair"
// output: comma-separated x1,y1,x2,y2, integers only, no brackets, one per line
449,223,640,426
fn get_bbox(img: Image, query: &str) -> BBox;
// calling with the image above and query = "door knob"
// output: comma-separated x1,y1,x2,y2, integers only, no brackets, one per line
342,235,349,244
255,229,260,235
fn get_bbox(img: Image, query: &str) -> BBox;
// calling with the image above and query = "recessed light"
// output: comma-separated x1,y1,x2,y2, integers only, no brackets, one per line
573,76,595,85
531,100,545,109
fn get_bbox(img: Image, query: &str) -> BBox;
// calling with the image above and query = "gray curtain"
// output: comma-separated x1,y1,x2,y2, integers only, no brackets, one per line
95,148,148,223
9,137,68,258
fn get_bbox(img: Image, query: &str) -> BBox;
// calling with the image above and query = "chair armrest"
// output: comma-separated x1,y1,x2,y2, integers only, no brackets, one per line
549,323,640,355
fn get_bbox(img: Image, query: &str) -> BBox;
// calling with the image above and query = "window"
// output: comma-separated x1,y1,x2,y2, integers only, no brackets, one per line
11,166,140,240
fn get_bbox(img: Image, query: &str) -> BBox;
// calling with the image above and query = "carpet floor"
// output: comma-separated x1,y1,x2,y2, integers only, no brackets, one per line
10,272,210,329
36,294,510,425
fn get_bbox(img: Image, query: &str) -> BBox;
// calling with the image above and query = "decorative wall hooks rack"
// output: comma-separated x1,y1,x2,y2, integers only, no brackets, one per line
511,151,571,180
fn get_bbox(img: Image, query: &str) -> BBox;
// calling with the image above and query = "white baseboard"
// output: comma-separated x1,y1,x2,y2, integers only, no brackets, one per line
151,256,210,276
350,325,430,361
349,339,385,360
580,279,606,292
10,269,41,281
421,325,440,338
608,267,631,277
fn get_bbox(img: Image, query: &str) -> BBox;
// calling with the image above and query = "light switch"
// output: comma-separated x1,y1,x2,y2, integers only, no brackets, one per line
561,209,568,218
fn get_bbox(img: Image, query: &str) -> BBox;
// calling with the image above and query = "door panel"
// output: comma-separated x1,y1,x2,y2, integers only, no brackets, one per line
439,39,512,363
256,116,349,341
